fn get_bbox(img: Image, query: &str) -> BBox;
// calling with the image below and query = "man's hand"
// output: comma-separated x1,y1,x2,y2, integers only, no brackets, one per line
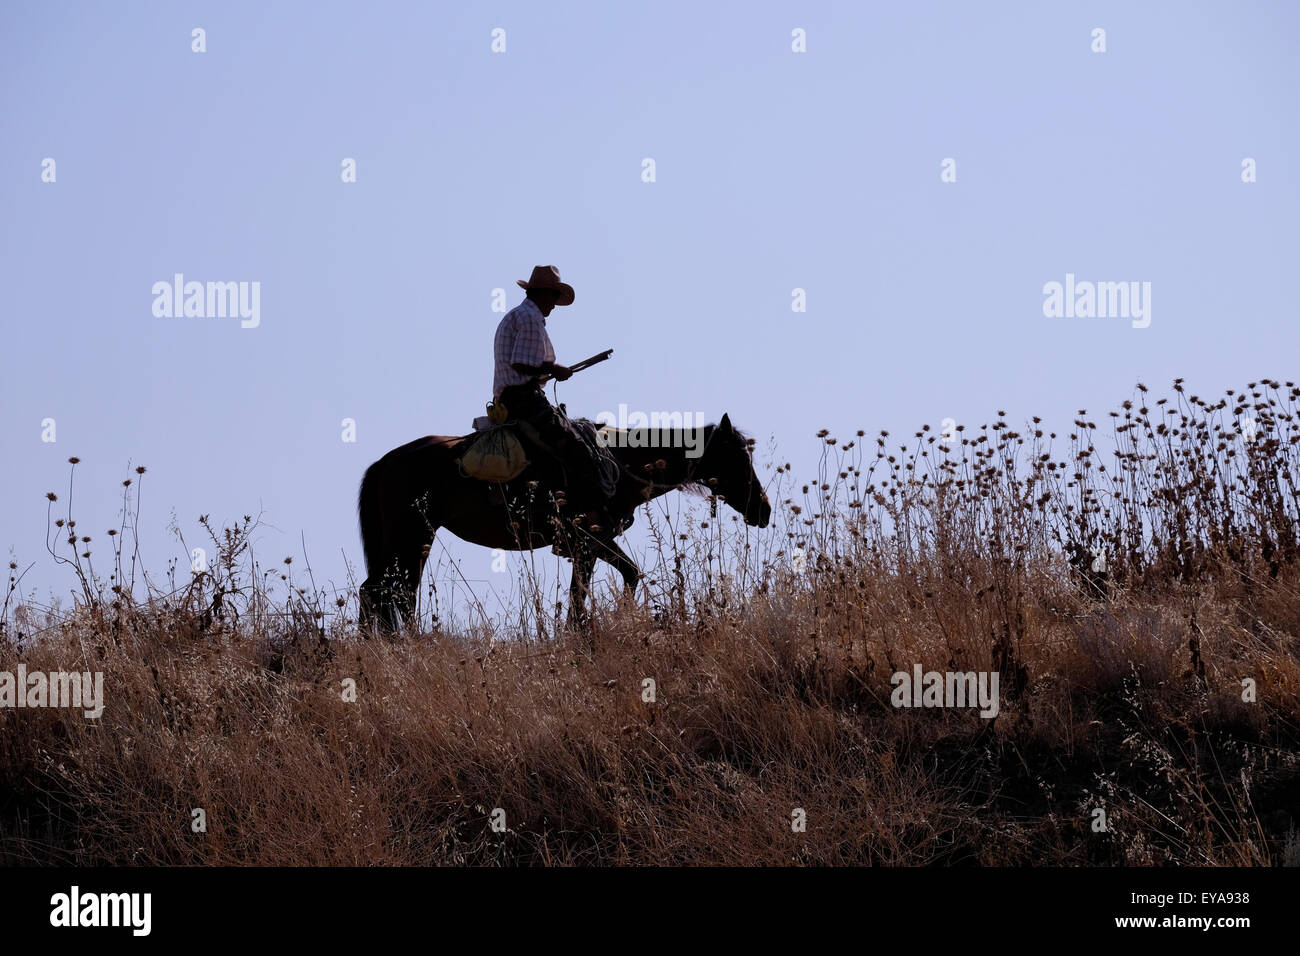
548,364,573,382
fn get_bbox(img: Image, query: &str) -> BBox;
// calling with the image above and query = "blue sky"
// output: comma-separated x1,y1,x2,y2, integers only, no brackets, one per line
3,1,1297,619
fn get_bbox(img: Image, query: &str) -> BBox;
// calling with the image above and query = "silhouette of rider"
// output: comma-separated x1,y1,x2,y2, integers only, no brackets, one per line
493,265,615,531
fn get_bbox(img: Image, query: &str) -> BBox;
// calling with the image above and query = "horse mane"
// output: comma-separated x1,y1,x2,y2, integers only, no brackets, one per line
577,418,753,495
676,421,753,496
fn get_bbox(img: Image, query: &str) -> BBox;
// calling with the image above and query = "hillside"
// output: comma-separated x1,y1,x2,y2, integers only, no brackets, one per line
2,379,1298,865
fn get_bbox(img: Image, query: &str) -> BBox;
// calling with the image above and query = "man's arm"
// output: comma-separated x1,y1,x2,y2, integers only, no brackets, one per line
511,360,572,380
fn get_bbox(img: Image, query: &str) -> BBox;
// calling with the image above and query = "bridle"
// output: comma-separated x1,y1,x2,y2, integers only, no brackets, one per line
619,427,768,521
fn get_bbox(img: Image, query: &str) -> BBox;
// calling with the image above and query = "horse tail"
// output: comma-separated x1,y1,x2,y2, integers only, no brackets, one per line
358,460,385,577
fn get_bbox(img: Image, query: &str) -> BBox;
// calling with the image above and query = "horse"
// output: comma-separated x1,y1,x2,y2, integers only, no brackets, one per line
357,413,771,634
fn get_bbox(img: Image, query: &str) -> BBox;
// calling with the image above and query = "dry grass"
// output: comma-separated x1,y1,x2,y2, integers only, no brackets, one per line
2,379,1298,865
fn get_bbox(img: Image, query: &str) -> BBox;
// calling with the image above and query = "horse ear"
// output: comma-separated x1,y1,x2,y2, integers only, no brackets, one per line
719,412,732,432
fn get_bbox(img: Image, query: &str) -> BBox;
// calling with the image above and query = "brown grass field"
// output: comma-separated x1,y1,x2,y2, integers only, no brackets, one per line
2,379,1298,865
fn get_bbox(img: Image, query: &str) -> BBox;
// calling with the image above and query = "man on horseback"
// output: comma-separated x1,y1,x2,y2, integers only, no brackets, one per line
493,264,617,532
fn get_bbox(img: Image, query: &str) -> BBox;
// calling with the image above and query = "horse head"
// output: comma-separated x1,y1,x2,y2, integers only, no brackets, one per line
695,413,771,528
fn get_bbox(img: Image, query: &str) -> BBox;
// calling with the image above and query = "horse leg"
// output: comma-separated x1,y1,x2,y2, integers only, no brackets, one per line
363,523,433,636
566,549,595,632
393,522,437,632
360,558,401,636
358,578,383,635
608,541,641,597
588,536,641,597
363,566,407,635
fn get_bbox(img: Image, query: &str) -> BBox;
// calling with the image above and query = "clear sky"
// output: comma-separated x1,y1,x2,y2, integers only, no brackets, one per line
3,1,1297,620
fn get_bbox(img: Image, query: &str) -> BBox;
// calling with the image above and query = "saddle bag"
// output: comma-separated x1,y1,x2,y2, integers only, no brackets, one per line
460,425,528,482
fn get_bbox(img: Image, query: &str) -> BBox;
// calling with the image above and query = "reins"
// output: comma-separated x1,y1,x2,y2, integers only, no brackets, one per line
618,427,717,492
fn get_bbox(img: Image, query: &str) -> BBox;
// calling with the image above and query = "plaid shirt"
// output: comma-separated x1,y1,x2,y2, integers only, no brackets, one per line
493,297,556,397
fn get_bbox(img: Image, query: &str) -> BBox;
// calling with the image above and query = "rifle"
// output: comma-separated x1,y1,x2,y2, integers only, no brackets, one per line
566,348,614,375
512,349,613,384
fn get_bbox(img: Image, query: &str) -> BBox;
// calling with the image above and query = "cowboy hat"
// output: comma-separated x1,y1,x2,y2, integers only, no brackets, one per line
516,264,575,306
